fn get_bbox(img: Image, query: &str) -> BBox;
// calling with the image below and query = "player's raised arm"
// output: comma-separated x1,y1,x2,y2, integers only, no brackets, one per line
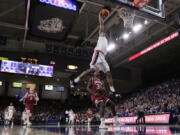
99,13,105,36
35,92,39,101
19,92,28,102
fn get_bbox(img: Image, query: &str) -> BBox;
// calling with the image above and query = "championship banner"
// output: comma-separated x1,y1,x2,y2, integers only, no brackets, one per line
105,113,170,124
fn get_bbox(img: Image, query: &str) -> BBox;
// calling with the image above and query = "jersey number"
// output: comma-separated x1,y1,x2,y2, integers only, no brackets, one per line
29,96,33,100
96,83,102,89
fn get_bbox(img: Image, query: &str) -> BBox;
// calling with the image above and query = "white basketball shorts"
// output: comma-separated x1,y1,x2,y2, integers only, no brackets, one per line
90,50,110,73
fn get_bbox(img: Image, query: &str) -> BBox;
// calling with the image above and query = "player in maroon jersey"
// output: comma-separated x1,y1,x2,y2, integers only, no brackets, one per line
20,88,39,126
86,108,93,126
87,70,117,129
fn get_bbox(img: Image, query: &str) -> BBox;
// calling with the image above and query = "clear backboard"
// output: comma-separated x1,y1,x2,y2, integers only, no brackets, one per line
113,0,165,18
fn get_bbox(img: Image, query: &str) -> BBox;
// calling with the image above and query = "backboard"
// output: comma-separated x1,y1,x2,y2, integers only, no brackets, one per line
111,0,165,18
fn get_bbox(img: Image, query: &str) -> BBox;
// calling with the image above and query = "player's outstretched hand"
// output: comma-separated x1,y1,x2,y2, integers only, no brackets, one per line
19,98,23,102
70,79,78,89
109,91,122,99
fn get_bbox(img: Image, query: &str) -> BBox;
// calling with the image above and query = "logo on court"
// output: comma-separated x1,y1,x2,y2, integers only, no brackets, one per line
38,18,65,33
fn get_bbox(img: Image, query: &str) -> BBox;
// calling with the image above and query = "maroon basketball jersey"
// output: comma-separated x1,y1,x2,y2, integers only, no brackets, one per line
25,91,36,104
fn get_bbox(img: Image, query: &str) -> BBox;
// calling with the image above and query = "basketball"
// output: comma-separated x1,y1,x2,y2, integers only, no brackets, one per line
100,9,110,18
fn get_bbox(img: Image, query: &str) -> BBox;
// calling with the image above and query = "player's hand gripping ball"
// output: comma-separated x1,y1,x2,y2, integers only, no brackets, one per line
100,9,110,19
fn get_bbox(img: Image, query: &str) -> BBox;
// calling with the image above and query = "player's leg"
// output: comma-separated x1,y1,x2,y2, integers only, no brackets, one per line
106,100,116,116
26,110,30,125
106,99,120,126
99,57,116,93
69,118,71,125
22,113,26,125
97,100,107,128
9,113,14,128
6,120,10,126
10,119,14,128
10,120,13,128
72,118,74,125
98,101,105,118
4,119,8,126
73,50,99,84
87,118,91,126
74,68,95,83
26,109,32,126
106,71,116,93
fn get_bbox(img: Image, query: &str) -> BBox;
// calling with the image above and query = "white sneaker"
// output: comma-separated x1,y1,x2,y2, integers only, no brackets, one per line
110,86,115,93
27,122,32,127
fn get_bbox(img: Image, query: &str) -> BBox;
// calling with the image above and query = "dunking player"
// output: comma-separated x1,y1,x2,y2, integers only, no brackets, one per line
20,88,39,126
87,71,118,129
4,103,16,127
72,7,117,94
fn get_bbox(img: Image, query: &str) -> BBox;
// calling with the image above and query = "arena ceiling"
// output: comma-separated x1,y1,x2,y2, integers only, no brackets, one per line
0,0,179,69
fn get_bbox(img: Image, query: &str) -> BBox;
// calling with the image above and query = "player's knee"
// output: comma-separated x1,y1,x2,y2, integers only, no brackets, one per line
107,100,115,107
98,101,105,108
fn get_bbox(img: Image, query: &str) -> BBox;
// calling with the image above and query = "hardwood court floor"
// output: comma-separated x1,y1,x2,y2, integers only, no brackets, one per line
0,125,180,135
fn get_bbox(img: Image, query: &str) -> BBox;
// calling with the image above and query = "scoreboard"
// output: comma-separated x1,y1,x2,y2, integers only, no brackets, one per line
0,60,53,77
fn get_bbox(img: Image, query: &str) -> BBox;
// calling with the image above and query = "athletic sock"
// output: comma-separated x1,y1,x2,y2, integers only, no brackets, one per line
110,86,115,92
74,77,80,83
100,118,104,124
11,122,14,128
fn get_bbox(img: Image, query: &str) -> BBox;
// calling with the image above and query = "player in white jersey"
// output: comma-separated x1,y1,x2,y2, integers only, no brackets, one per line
71,7,117,94
68,109,75,125
4,103,16,127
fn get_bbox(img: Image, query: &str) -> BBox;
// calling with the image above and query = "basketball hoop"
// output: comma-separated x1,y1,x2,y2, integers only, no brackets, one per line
117,8,135,29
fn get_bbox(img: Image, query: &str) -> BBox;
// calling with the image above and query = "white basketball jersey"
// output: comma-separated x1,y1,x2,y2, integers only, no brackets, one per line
69,112,75,119
94,36,108,55
8,106,14,113
4,111,9,119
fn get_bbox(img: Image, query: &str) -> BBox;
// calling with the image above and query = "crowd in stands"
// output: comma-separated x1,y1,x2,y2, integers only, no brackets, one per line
0,79,179,124
116,79,180,117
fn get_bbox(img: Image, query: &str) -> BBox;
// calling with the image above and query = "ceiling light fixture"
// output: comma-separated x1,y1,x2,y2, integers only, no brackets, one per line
123,33,130,39
133,24,142,32
107,43,116,52
144,20,148,25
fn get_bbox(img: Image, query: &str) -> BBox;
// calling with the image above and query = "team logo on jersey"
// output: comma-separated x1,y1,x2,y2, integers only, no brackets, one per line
38,18,65,33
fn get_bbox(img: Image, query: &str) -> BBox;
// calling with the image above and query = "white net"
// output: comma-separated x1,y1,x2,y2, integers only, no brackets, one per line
118,8,135,28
